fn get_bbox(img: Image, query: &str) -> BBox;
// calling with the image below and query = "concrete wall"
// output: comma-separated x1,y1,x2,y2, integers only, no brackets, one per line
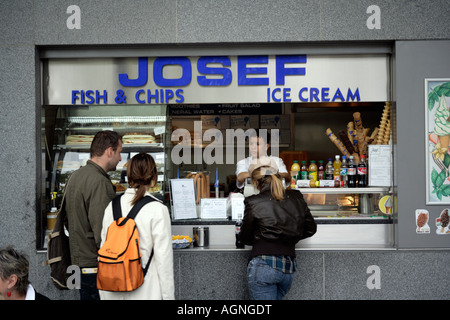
1,0,450,300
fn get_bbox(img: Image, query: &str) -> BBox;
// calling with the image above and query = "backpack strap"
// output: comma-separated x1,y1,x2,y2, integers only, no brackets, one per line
143,248,154,277
112,194,123,221
113,195,156,226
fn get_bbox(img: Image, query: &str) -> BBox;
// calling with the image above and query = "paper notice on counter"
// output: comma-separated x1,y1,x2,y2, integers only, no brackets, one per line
231,197,245,220
201,198,227,219
368,145,391,186
170,179,197,220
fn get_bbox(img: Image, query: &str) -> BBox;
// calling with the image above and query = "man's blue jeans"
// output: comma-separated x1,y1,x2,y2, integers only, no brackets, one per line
247,256,295,300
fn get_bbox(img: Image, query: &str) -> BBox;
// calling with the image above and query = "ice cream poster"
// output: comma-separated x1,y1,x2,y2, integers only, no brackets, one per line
425,79,450,204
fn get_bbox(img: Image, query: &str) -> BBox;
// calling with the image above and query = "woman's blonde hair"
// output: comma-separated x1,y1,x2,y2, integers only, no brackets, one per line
251,166,285,201
127,152,158,205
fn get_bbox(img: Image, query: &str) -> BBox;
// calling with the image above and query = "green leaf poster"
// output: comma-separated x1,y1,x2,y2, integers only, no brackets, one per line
426,79,450,204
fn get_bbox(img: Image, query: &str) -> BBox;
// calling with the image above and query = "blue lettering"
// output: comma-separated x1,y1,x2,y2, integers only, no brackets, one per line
347,88,360,101
147,89,159,103
299,87,308,102
165,89,174,103
275,55,306,85
175,89,184,103
283,88,291,102
71,90,80,104
197,56,232,86
321,87,330,102
136,89,145,103
119,57,148,87
85,90,95,104
332,88,345,102
271,88,281,102
154,57,191,87
310,88,320,102
95,90,107,104
238,56,269,86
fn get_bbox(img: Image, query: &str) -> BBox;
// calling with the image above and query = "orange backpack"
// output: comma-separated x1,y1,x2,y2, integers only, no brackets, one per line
97,195,155,292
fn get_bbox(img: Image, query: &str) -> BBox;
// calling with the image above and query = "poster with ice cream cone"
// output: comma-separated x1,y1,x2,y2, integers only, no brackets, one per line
425,79,450,204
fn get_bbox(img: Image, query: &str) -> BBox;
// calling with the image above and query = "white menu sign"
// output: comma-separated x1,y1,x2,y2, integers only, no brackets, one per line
201,198,227,219
170,179,197,220
368,145,392,187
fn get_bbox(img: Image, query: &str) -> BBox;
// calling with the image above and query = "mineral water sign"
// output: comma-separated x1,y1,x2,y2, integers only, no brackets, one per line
46,54,390,105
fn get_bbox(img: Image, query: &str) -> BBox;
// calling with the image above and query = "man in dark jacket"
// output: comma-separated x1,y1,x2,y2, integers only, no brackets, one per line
65,130,122,300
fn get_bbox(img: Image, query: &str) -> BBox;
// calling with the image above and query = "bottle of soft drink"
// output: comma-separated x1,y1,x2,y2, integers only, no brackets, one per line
333,155,341,183
340,156,348,187
347,156,356,188
235,218,245,248
308,160,318,187
290,160,300,188
300,161,308,180
325,158,334,180
357,154,367,187
318,160,325,180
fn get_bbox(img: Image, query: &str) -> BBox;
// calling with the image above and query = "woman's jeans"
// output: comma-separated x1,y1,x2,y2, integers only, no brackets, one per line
247,256,295,300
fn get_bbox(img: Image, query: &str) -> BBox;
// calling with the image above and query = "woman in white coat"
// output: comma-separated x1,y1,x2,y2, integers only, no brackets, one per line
99,152,174,300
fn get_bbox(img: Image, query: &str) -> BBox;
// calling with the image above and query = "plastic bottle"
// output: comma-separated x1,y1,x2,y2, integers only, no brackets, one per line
235,218,245,248
318,160,325,180
347,156,357,188
340,156,348,187
308,160,318,187
325,158,334,180
290,160,300,188
357,154,367,187
300,161,308,180
333,155,341,183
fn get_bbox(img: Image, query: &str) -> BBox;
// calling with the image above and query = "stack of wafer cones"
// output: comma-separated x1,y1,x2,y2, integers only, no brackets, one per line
375,102,391,145
325,102,392,161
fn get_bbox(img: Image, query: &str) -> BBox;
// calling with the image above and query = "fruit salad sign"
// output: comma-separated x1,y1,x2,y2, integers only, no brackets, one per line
426,79,450,204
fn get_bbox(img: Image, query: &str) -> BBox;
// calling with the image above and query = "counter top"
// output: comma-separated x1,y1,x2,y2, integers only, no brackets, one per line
172,216,393,225
173,244,397,252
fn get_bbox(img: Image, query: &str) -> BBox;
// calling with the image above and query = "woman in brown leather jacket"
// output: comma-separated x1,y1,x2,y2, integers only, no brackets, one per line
239,159,316,300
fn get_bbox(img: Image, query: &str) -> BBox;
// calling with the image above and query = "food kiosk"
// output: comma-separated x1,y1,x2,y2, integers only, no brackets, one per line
40,44,394,251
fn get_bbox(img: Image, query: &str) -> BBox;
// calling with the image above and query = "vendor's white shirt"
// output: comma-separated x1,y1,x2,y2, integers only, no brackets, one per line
235,156,288,189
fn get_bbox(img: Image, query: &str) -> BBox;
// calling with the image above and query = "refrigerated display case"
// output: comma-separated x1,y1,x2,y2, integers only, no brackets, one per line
41,104,169,248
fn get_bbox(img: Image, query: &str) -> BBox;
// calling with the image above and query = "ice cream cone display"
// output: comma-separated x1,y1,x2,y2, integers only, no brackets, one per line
346,122,355,150
325,102,392,162
338,130,355,154
353,112,368,156
375,102,391,145
326,128,350,158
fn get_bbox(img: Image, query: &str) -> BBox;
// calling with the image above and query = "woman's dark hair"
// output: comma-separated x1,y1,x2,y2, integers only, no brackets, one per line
127,153,158,205
90,130,122,158
0,246,30,296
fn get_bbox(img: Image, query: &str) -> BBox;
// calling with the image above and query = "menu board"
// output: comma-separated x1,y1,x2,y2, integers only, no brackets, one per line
368,145,392,187
170,179,197,220
200,198,227,219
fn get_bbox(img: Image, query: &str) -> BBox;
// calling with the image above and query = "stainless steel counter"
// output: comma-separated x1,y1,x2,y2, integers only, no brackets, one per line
171,219,395,250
